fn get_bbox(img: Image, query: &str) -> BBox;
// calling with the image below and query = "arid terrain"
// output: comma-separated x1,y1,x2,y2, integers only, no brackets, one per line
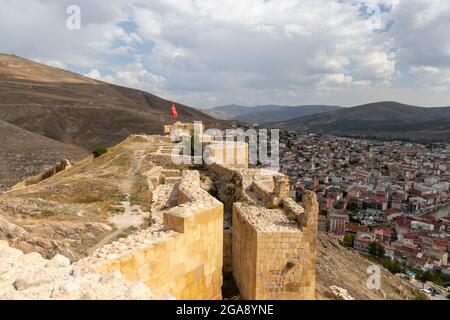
0,54,223,187
316,233,419,300
0,135,160,261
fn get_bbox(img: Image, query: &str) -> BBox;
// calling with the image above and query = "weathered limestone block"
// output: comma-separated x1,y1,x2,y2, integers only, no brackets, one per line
0,240,9,248
282,198,304,222
299,191,319,228
232,188,319,300
0,245,23,259
274,175,290,199
205,142,249,169
16,252,46,266
143,166,163,191
13,266,54,291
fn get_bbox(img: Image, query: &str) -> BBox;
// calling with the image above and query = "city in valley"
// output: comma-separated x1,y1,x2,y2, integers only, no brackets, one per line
279,132,450,299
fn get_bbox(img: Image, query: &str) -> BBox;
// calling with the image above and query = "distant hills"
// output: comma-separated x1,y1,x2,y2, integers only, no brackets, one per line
0,54,220,187
206,104,342,123
270,101,450,142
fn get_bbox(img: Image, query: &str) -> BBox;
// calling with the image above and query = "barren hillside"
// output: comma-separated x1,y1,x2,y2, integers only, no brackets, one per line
316,233,419,300
0,135,162,261
0,54,228,187
0,120,88,190
271,101,450,142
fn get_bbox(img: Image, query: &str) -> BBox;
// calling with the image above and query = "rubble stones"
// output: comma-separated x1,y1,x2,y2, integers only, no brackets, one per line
0,241,161,300
329,285,355,300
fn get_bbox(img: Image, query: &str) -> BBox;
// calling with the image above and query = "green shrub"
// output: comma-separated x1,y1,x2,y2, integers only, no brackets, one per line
40,209,57,217
342,233,356,247
107,206,125,214
414,292,428,300
369,241,386,258
93,147,108,158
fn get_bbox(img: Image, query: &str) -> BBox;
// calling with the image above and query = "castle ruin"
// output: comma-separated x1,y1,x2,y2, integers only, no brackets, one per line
0,123,319,300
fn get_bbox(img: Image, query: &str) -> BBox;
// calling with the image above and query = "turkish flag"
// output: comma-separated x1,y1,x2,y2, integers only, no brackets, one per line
171,104,178,120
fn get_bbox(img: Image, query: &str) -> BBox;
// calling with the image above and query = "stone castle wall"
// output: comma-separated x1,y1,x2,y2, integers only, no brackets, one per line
207,161,318,300
206,141,249,169
232,192,318,300
81,170,224,300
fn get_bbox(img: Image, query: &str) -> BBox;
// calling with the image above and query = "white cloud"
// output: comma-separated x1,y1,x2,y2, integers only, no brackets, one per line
1,0,450,107
317,73,371,89
410,65,441,76
84,69,114,82
85,63,165,93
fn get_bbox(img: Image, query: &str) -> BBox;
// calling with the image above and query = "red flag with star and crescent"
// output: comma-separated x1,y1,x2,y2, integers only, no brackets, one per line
171,103,178,120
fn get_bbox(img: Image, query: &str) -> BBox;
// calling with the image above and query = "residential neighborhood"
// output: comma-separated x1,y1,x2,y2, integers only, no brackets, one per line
279,132,450,290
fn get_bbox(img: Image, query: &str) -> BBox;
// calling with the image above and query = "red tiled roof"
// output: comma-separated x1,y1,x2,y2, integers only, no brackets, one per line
403,233,419,240
395,218,411,228
355,237,373,244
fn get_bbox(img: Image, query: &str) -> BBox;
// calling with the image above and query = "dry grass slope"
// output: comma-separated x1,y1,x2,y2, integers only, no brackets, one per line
0,135,160,261
0,54,226,187
316,232,419,300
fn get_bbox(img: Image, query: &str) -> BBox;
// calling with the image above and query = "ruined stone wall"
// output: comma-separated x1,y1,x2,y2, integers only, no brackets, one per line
164,122,204,137
0,241,163,300
11,159,72,190
81,170,224,300
232,204,257,297
232,192,318,300
206,142,249,169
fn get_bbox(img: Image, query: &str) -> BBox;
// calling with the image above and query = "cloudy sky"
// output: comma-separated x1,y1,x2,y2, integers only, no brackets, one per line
1,0,450,108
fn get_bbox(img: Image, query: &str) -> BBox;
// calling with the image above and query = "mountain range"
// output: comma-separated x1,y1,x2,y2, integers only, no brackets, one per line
206,104,341,123
270,101,450,142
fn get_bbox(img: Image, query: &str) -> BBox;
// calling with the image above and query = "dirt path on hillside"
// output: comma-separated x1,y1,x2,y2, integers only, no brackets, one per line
120,142,151,194
88,201,150,254
92,139,152,253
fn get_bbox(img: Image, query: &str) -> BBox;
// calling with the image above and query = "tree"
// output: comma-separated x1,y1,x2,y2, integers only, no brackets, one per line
342,233,356,248
416,270,446,286
369,242,385,258
347,202,358,212
93,147,108,158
